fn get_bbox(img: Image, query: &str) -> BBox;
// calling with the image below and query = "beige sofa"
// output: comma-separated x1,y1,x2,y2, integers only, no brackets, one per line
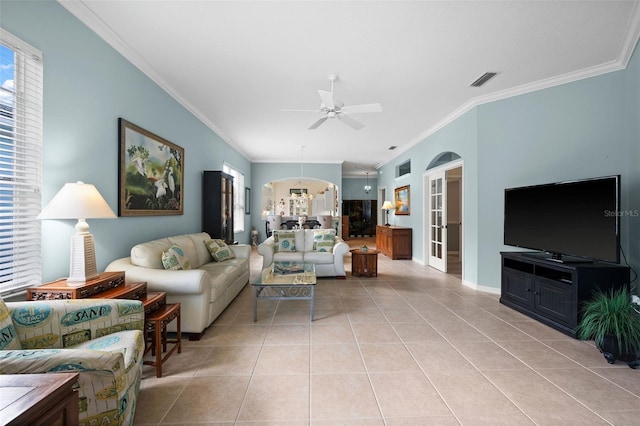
258,229,349,278
106,232,249,340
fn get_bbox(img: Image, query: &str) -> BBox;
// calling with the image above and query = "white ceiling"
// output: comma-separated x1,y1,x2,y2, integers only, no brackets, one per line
60,1,640,176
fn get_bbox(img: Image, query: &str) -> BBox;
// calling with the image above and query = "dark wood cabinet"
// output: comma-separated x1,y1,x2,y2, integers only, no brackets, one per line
500,252,630,337
376,225,412,259
203,171,234,244
343,200,377,237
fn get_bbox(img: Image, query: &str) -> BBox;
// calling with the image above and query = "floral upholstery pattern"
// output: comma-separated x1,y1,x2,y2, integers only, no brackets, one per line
0,299,145,426
204,239,236,262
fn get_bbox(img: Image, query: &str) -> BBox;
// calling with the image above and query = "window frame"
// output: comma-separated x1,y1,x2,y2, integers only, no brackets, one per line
0,29,44,297
222,163,245,233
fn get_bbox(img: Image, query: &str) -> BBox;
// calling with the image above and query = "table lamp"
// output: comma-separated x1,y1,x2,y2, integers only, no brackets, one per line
381,200,394,226
38,181,117,283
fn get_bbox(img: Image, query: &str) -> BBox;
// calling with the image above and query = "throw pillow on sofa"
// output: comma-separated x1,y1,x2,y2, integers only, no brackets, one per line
273,231,296,252
0,298,21,350
205,239,236,262
312,229,336,252
162,244,191,270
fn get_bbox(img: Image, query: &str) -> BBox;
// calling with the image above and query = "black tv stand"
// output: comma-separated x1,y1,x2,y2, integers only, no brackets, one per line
500,251,629,337
522,251,593,264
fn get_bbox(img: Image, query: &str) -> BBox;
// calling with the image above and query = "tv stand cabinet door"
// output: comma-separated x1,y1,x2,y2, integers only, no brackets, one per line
502,269,534,308
534,277,574,328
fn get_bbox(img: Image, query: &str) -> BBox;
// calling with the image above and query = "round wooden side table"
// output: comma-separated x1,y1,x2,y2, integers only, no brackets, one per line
350,248,379,277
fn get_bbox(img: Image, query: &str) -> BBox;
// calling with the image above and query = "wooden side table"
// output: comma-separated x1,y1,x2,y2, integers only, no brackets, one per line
0,373,79,426
350,248,379,277
144,303,181,378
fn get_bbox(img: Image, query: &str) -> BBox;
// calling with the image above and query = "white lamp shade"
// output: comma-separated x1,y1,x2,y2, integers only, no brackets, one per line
381,201,394,210
38,181,115,283
38,181,116,220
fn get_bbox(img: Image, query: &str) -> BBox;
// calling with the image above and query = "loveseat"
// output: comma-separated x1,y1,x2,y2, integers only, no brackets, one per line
106,232,250,340
0,298,145,426
257,229,349,278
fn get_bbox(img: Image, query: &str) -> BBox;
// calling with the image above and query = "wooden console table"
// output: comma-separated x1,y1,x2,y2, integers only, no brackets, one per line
376,225,412,259
0,373,79,426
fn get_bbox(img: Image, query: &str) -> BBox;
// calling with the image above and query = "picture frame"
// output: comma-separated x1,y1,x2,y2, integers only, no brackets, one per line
290,188,307,195
394,185,410,215
245,187,251,215
118,118,184,216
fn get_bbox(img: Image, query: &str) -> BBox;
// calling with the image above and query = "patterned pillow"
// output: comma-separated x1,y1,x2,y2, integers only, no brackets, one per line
161,244,191,270
313,229,336,252
273,231,296,252
204,239,236,262
0,299,21,350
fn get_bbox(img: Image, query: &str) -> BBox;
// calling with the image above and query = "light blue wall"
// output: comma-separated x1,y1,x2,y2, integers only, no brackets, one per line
378,43,639,291
251,162,341,241
377,110,479,284
342,177,377,200
476,70,630,289
2,1,251,282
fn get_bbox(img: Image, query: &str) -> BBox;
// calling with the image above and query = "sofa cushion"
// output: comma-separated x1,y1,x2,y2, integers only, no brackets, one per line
168,234,199,268
188,232,213,267
312,229,336,252
304,251,335,265
162,244,191,270
303,229,315,252
131,237,172,269
0,299,21,350
201,263,243,301
273,252,305,263
205,239,236,262
273,231,296,252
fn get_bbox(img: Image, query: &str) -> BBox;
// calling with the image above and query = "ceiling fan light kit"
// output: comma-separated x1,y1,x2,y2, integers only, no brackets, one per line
285,74,382,130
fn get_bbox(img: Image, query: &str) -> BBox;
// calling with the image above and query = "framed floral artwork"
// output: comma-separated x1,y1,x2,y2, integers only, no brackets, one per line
118,118,184,216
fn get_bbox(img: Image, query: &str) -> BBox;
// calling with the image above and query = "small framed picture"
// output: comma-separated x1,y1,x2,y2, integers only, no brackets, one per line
245,187,251,215
394,185,410,215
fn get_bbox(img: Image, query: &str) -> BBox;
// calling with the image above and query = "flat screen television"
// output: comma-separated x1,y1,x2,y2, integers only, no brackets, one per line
504,175,620,264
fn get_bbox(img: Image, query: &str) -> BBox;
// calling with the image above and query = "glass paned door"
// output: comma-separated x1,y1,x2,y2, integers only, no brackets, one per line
428,171,447,272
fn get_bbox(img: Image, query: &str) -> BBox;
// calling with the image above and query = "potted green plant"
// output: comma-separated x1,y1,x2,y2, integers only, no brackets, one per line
576,287,640,369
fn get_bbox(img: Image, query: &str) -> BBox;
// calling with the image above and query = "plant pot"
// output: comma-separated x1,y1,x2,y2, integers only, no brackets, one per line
598,334,640,369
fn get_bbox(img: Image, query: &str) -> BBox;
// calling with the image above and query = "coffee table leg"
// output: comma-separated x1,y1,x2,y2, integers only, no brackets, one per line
310,286,315,321
253,286,258,322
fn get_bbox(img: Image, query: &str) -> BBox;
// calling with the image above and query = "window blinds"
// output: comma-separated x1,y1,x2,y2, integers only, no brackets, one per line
223,163,245,233
0,29,43,296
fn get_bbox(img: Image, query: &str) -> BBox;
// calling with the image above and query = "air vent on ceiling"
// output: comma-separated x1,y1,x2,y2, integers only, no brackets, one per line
470,72,498,87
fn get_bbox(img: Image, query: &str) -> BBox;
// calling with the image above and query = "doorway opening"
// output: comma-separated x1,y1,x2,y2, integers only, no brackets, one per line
424,153,463,279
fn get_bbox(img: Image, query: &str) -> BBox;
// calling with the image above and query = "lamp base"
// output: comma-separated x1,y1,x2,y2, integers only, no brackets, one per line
67,232,99,284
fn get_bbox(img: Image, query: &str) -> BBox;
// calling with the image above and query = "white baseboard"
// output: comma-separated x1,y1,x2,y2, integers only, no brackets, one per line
462,279,501,295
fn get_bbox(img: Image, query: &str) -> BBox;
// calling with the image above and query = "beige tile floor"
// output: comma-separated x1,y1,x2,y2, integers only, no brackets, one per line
134,237,640,425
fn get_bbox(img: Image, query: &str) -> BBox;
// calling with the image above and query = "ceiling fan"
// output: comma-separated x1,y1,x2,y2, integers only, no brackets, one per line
283,74,382,130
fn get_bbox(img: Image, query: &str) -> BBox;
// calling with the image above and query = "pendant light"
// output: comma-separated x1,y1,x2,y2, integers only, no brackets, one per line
364,172,371,194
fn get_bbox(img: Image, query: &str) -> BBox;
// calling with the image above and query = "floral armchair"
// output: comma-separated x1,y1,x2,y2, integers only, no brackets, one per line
0,298,145,426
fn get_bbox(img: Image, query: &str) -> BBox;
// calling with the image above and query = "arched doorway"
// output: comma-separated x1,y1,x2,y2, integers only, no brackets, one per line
424,152,463,278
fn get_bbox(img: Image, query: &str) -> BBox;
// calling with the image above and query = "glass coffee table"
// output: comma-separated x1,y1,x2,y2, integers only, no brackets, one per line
252,261,316,322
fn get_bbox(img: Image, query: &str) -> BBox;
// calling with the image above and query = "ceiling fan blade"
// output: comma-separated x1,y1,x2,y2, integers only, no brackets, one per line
308,116,329,130
340,103,382,114
318,90,335,110
337,114,364,130
282,109,321,112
